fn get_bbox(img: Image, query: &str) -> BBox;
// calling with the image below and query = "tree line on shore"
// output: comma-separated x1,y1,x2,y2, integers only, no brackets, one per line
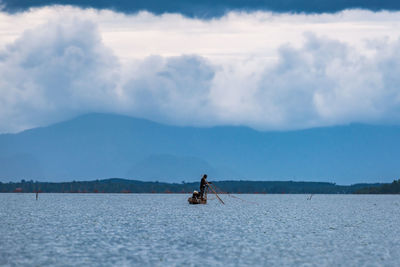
354,179,400,194
0,178,391,194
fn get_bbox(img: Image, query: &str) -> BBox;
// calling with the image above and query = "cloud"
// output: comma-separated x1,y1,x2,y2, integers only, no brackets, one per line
1,10,400,132
0,17,218,132
2,0,400,18
0,18,120,131
121,55,215,124
209,33,400,130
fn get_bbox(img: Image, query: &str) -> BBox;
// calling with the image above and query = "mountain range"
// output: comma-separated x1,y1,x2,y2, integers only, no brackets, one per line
0,113,399,184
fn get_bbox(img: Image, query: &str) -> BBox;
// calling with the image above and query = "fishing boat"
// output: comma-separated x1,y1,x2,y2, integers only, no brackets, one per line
188,183,225,205
188,190,207,204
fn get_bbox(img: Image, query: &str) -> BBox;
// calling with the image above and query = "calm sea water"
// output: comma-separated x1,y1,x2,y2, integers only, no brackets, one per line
0,194,399,266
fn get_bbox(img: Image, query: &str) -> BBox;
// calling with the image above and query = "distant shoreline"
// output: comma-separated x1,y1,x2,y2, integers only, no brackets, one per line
1,178,395,194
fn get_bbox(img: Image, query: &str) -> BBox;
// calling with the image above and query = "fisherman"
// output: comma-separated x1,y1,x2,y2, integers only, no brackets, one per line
192,190,200,199
199,174,211,200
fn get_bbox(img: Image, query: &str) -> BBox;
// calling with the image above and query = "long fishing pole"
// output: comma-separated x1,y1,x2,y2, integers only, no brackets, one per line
207,182,225,205
212,183,258,204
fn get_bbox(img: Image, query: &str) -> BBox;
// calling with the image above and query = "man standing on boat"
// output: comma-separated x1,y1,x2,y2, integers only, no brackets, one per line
199,174,211,200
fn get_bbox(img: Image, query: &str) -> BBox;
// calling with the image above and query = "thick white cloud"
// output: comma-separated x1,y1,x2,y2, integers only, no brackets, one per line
0,18,120,131
207,33,400,130
1,7,400,132
121,55,215,124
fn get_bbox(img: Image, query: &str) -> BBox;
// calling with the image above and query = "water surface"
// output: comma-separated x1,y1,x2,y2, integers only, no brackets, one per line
0,194,399,266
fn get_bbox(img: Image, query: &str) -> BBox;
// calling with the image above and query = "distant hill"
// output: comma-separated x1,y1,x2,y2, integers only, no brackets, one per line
0,179,384,194
0,113,399,183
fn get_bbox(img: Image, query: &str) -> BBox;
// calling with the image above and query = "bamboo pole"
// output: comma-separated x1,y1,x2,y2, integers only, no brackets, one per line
207,182,225,205
212,183,258,205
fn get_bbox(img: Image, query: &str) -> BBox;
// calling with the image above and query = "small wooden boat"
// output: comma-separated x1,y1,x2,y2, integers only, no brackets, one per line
188,183,225,205
188,190,207,204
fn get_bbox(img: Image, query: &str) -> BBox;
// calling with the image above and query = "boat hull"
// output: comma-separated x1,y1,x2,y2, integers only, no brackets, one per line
188,197,207,204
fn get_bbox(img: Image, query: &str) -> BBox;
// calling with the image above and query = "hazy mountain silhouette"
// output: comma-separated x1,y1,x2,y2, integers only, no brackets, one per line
0,113,399,183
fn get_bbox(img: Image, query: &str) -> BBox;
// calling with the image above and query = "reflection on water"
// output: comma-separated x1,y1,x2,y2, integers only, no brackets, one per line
0,194,399,266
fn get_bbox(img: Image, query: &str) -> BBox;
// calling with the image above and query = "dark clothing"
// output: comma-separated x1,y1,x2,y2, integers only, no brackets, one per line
199,187,205,199
199,177,210,199
200,177,207,190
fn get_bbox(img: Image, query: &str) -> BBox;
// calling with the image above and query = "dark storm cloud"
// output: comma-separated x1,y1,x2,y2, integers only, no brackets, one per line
2,0,400,18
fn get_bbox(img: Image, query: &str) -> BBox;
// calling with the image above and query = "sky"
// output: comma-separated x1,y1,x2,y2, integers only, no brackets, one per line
1,1,400,132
